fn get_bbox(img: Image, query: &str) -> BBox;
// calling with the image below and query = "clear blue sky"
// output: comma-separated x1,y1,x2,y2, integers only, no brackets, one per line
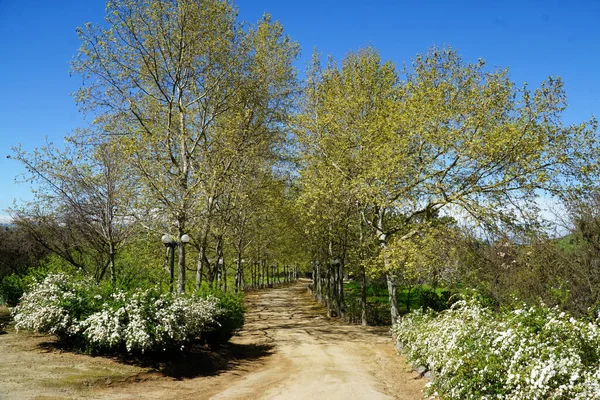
0,0,599,219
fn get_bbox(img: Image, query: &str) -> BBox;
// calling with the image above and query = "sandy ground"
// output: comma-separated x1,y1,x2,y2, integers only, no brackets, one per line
0,283,426,400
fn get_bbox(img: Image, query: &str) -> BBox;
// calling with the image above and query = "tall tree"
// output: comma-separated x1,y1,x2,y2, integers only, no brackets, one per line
0,224,48,280
297,46,599,322
72,0,298,292
11,135,135,284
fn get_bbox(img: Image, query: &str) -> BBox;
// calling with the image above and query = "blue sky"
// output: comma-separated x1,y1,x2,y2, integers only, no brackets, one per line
0,0,599,220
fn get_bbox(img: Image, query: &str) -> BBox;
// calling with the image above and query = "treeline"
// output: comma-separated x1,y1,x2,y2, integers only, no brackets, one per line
6,0,307,299
294,47,599,322
3,0,600,326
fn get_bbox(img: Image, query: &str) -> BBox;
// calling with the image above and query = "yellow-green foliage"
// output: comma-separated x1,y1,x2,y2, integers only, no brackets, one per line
297,45,598,281
381,225,461,282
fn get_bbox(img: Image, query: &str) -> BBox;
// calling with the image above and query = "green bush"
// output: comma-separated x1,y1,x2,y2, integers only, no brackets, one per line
418,287,453,312
0,274,25,307
342,294,392,325
198,289,245,346
0,258,83,308
366,302,391,325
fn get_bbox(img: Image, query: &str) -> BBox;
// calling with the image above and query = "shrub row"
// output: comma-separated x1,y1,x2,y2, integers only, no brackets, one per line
393,299,600,399
12,273,244,353
0,273,24,307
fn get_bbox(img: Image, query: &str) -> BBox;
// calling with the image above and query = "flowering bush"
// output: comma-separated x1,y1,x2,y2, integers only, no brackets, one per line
393,298,600,399
12,273,94,339
12,273,230,354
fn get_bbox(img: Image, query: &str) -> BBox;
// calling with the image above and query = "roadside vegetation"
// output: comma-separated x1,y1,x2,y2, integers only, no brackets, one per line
394,299,600,399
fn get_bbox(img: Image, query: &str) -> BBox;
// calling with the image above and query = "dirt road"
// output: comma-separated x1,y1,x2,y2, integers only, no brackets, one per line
0,283,425,399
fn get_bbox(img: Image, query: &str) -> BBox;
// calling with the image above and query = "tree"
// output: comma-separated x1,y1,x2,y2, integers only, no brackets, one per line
0,224,48,280
72,0,298,292
11,135,136,284
297,46,599,323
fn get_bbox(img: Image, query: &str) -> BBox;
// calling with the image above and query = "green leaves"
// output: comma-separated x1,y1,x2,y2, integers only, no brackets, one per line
296,44,599,283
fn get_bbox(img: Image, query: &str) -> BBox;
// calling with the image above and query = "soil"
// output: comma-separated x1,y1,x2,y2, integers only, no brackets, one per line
0,283,426,399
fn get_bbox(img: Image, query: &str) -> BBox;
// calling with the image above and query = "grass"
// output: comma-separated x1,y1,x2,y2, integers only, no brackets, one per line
343,280,454,325
44,366,135,388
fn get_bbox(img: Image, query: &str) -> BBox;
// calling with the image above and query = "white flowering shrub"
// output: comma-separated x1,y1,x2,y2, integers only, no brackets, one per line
199,290,245,346
12,273,226,354
78,290,220,353
12,273,95,339
393,299,600,399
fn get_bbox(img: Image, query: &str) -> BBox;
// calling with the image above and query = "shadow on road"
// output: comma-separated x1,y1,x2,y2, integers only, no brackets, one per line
241,284,392,347
38,340,275,380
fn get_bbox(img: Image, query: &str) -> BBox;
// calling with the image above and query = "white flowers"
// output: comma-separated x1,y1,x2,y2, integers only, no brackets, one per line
12,273,223,354
393,298,600,399
12,273,87,338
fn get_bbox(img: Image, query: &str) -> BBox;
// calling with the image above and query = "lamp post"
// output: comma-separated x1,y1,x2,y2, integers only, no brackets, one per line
162,233,191,293
162,234,176,293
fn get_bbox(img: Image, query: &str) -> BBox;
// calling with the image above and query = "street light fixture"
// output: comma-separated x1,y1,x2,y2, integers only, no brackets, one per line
161,234,174,245
161,233,191,293
162,234,176,293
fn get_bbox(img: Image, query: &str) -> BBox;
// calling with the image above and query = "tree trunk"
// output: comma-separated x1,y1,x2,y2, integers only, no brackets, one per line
109,242,116,287
196,196,214,289
266,263,271,288
195,245,206,291
326,261,332,317
235,239,243,292
177,93,189,295
314,261,320,301
386,272,399,323
215,236,223,289
360,265,368,326
376,207,400,324
219,243,226,292
223,260,227,292
235,258,243,292
177,226,186,294
207,259,215,288
318,262,322,300
338,260,345,318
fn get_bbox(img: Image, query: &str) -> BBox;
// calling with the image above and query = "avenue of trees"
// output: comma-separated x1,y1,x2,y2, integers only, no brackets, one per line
3,0,600,330
296,47,599,322
8,0,305,299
